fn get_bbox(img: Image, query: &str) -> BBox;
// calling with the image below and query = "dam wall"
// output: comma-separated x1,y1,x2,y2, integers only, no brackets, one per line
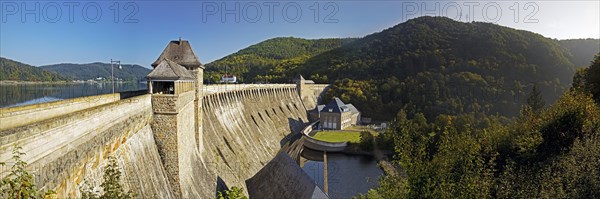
201,85,310,192
0,84,329,198
0,94,173,198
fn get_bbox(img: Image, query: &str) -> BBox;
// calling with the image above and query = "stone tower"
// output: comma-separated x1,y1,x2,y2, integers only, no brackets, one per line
147,39,204,197
295,74,318,110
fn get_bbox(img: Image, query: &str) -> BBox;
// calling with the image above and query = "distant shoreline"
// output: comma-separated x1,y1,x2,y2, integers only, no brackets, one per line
0,80,74,85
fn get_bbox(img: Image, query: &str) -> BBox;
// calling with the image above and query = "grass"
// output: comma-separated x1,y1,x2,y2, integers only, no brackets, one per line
345,125,379,134
311,131,363,143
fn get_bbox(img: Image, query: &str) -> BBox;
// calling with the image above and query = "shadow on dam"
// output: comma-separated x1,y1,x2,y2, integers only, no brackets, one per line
215,116,308,195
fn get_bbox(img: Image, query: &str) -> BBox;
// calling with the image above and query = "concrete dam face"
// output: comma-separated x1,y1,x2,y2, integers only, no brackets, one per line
201,86,309,190
0,84,327,198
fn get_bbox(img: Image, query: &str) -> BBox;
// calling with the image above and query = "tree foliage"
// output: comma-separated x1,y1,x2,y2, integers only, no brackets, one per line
80,156,134,199
205,37,353,83
204,17,597,121
359,131,375,151
361,89,600,198
217,186,248,199
303,16,586,120
361,57,600,197
526,84,545,114
584,53,600,103
573,53,600,104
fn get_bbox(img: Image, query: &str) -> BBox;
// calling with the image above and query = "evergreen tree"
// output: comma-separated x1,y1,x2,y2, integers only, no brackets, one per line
99,156,133,199
80,156,133,199
584,53,600,103
526,84,545,113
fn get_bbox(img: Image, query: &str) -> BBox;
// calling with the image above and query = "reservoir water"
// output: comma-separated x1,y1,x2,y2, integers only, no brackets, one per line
0,83,147,108
301,149,383,199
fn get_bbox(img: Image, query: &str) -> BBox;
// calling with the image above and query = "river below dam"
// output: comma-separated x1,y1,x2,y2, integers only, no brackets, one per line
0,82,147,108
301,149,383,199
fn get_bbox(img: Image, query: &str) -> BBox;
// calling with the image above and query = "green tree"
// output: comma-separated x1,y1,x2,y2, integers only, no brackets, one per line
526,84,545,114
80,156,133,199
217,186,248,199
584,53,600,103
359,131,375,151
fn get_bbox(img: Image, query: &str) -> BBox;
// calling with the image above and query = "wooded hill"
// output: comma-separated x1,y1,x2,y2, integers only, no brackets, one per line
0,57,69,82
208,17,599,120
41,62,150,82
205,37,355,83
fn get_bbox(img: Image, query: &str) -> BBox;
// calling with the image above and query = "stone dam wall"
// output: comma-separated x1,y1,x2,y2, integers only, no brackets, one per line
0,84,328,198
0,94,172,198
201,86,310,192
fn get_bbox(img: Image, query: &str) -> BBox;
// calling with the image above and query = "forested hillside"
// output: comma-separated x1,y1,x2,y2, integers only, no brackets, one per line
304,17,579,119
41,63,150,82
0,57,69,82
559,38,600,67
205,17,598,121
360,53,600,199
205,37,354,83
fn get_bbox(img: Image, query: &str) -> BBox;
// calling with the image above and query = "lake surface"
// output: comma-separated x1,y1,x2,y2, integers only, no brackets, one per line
0,83,147,108
302,150,383,199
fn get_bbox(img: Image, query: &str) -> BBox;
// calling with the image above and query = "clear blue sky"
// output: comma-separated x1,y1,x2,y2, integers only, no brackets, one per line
1,1,598,68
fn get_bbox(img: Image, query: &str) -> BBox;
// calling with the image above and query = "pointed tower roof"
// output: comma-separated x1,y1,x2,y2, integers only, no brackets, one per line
147,59,195,80
151,39,203,69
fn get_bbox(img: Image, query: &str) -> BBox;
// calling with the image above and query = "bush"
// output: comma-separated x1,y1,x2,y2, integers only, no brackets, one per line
217,186,248,199
80,156,134,199
359,131,375,151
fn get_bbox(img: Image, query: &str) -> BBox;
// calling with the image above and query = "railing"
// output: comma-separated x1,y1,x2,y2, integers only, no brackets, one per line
202,84,296,95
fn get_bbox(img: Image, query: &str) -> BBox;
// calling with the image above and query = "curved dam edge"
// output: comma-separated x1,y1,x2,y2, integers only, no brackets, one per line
300,121,348,152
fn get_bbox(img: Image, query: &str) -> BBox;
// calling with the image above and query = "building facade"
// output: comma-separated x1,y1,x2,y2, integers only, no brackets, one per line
313,98,361,130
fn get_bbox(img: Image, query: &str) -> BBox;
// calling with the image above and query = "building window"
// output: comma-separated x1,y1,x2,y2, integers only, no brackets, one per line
152,81,175,95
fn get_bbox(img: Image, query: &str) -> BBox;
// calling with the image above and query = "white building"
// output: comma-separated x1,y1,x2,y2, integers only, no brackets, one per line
220,74,237,83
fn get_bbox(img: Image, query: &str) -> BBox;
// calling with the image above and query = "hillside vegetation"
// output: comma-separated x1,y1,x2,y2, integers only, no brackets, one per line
206,17,598,120
0,57,69,82
360,53,600,199
303,17,579,119
41,63,150,82
205,37,354,83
